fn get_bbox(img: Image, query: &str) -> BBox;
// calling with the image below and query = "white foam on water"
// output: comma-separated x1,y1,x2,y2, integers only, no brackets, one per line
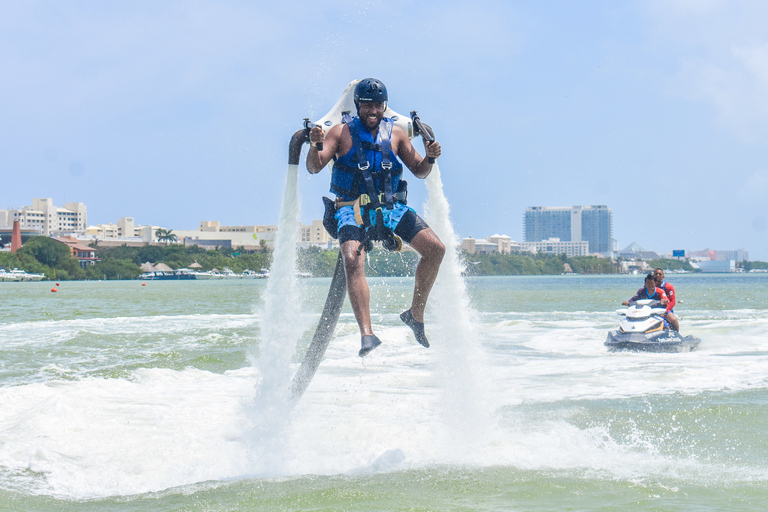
0,367,257,498
2,312,768,499
1,314,258,348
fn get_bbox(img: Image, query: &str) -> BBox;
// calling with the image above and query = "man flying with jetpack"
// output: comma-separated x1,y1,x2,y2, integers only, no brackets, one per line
306,78,445,357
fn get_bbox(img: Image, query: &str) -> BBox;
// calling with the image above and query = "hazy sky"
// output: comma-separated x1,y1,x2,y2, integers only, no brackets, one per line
2,0,767,259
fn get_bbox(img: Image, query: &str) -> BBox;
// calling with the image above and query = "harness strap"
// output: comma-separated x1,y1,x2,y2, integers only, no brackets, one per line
334,197,365,226
379,119,394,208
335,191,406,210
337,115,401,254
347,120,380,212
348,120,370,172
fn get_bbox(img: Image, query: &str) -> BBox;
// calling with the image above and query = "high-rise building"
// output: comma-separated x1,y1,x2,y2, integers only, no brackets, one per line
524,205,613,254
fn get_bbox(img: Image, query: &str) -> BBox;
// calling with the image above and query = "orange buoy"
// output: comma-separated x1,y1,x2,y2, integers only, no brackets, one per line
51,288,58,292
142,282,146,286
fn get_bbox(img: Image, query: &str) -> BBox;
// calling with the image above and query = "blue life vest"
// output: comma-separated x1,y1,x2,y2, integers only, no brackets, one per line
330,117,404,203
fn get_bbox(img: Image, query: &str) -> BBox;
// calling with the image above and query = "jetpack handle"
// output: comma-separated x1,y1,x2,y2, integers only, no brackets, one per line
410,111,435,164
303,118,323,151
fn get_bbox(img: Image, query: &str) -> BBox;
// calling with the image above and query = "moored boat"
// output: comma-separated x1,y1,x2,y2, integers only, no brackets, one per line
242,269,269,279
0,268,45,282
138,269,196,280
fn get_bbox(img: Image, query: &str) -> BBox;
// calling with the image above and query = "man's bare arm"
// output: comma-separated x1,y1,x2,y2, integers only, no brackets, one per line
394,127,441,179
306,125,342,174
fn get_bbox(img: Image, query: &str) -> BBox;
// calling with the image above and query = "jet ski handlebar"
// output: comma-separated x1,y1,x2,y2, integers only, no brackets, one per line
410,111,436,164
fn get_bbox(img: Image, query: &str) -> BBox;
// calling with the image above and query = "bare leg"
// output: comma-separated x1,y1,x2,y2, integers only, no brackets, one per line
666,312,680,332
341,240,373,336
406,228,445,323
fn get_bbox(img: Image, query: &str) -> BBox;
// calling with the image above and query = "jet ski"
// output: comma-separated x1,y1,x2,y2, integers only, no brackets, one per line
605,299,700,352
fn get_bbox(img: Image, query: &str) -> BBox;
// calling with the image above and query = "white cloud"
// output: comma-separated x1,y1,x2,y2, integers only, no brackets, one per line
646,0,768,139
676,43,768,138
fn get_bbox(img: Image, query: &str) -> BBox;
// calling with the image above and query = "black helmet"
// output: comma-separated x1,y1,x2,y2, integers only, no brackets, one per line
354,78,388,110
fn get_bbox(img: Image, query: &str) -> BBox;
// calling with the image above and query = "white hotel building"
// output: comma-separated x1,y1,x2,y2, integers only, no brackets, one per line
461,235,589,257
0,198,87,236
3,198,335,249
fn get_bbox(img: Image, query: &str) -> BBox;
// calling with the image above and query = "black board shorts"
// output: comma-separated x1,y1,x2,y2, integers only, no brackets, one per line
338,209,430,245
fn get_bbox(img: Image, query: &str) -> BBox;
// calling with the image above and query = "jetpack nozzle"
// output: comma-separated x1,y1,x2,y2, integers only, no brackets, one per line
304,118,323,151
410,111,435,164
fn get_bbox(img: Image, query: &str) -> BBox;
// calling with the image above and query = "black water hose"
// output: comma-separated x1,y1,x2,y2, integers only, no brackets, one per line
290,251,347,404
289,129,307,166
288,123,347,404
410,111,436,164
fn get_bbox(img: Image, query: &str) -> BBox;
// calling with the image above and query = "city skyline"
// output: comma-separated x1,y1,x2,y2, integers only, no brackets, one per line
2,1,767,259
1,196,751,259
524,205,614,254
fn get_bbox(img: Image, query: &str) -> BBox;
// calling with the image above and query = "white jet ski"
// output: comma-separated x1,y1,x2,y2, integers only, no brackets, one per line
605,299,700,352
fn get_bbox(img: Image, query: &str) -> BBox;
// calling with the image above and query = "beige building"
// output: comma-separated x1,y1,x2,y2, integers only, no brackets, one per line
1,195,337,250
525,238,589,257
462,234,525,255
0,198,87,236
87,217,159,243
85,218,336,249
462,235,589,257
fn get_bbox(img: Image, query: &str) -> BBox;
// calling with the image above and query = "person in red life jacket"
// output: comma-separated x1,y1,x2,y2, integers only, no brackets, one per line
622,273,669,306
306,78,445,357
653,268,680,331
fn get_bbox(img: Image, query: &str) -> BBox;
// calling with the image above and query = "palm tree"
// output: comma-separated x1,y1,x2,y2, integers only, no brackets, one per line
155,228,178,245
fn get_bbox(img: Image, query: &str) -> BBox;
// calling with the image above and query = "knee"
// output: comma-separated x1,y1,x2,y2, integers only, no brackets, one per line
428,238,446,263
341,244,364,270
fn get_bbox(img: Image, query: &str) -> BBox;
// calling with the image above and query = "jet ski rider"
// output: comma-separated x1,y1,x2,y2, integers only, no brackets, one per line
306,78,445,358
622,273,669,307
653,268,679,331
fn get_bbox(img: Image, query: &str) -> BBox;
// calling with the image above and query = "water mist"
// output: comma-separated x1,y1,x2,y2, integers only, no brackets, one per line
423,163,493,454
247,163,304,474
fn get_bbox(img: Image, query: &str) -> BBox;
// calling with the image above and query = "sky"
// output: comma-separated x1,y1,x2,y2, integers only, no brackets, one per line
2,0,768,259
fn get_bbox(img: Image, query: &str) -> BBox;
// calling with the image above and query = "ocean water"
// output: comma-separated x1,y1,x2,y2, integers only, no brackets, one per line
1,273,767,511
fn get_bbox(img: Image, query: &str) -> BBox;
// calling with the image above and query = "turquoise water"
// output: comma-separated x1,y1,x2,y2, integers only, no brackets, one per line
1,274,768,510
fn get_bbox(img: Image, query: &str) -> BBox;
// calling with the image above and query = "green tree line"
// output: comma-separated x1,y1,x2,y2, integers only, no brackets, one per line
3,236,761,280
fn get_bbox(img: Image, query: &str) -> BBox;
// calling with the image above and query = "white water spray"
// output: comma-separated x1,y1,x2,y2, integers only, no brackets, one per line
423,163,493,451
248,163,304,474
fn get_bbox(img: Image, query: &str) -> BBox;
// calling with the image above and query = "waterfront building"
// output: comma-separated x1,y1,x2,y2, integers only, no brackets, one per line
524,238,590,257
86,218,161,244
2,197,337,250
618,243,661,261
0,225,42,249
689,248,749,262
462,235,526,255
54,236,100,268
695,260,737,273
461,236,588,257
0,198,87,237
175,220,335,249
461,237,504,255
524,205,614,254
